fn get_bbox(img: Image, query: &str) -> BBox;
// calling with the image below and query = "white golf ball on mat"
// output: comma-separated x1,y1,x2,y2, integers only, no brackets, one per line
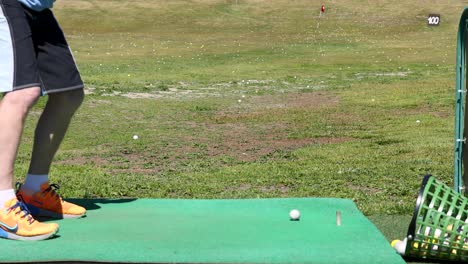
289,209,300,220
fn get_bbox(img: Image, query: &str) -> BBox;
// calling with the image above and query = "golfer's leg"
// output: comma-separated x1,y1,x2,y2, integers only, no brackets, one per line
0,87,59,241
0,87,41,190
20,88,86,219
28,89,84,175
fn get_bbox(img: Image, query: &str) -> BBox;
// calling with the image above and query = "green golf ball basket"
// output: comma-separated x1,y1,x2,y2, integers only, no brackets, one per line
405,175,467,261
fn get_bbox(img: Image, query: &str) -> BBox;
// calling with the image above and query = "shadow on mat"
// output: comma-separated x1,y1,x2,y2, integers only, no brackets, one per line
66,198,138,211
34,199,137,222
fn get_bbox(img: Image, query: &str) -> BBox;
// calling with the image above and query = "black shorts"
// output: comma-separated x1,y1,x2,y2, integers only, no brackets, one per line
0,0,83,94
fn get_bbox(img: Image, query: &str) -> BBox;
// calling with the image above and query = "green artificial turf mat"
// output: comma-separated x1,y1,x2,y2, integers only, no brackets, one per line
0,198,405,264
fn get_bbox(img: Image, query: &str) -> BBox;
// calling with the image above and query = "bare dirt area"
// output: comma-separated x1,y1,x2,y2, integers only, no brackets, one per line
201,124,351,162
59,91,352,174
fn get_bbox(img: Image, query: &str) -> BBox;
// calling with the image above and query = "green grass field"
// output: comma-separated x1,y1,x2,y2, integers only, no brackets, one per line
13,1,467,262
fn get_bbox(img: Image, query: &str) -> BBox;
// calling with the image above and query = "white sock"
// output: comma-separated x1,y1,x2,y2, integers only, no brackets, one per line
0,189,16,207
22,174,49,193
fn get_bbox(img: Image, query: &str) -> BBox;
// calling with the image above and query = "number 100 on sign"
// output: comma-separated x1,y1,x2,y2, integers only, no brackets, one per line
427,14,440,26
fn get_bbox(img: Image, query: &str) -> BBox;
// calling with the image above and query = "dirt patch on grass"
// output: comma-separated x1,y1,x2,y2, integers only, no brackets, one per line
200,91,349,161
59,91,352,174
392,103,451,120
214,91,339,123
348,184,383,195
355,71,411,79
58,124,351,174
249,91,339,110
198,122,350,162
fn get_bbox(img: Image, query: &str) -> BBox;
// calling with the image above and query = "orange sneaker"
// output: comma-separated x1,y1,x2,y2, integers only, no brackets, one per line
17,183,86,219
0,197,59,241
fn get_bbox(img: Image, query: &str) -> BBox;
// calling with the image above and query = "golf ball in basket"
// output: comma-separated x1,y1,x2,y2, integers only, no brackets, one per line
391,238,407,255
289,209,300,220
